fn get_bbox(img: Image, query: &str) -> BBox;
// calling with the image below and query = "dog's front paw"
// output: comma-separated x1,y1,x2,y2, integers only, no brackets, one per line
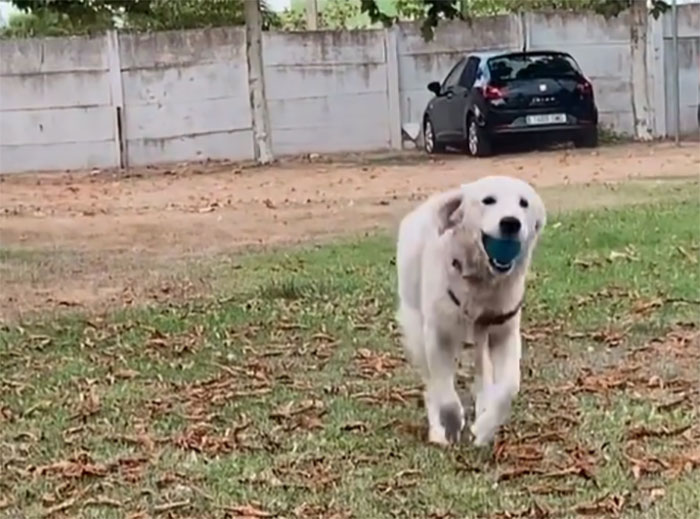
470,385,513,446
439,403,465,444
428,425,450,446
470,415,499,447
475,383,512,419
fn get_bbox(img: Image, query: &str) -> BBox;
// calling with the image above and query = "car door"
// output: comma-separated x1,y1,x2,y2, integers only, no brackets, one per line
448,56,480,138
429,58,467,141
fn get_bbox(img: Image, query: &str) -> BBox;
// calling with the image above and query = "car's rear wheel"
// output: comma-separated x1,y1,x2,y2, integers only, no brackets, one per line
466,116,492,157
574,126,598,148
423,118,445,154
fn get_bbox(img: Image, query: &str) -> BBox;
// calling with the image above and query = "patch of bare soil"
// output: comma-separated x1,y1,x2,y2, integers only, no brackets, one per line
0,142,698,321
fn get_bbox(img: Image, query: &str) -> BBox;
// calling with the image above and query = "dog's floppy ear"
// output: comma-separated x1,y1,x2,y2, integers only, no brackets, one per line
534,195,547,233
436,190,464,235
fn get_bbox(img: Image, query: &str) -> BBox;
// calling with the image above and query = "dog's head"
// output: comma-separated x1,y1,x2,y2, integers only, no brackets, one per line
437,176,546,277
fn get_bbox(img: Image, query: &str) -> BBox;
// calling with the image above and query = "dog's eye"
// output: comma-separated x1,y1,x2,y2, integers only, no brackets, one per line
519,198,529,208
482,196,496,205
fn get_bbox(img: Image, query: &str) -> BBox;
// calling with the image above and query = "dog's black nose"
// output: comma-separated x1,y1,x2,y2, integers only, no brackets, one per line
499,216,521,236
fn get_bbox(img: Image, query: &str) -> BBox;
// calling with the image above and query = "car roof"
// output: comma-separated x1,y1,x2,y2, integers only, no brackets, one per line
468,49,574,61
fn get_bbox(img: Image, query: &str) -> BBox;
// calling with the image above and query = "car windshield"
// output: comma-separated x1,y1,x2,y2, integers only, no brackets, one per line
488,54,581,82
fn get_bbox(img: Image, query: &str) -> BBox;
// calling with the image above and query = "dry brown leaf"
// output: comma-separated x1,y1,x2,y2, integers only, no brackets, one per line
40,485,92,518
626,424,691,440
227,503,274,517
84,497,122,508
152,499,190,514
573,493,626,516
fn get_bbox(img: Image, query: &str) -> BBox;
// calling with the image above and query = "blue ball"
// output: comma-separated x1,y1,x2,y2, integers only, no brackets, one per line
483,235,521,264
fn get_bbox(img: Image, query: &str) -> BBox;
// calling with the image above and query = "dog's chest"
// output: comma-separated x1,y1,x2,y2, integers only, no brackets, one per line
448,284,522,337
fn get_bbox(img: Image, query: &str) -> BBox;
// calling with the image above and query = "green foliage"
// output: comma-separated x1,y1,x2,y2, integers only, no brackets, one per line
1,9,100,37
3,0,280,37
360,0,671,41
280,0,364,31
320,0,362,29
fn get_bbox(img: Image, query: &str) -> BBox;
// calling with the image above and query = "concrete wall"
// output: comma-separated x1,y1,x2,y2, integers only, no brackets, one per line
0,11,693,174
262,30,393,154
0,35,118,172
119,28,253,166
663,4,700,136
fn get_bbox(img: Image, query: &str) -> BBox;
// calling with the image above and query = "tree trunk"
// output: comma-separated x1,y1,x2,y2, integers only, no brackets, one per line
245,0,274,164
629,1,654,141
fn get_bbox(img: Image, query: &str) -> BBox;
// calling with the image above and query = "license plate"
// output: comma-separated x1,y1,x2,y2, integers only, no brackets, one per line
526,113,567,125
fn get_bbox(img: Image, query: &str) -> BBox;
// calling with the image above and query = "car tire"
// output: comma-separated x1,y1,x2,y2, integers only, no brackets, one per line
423,118,445,154
574,126,598,148
466,115,492,157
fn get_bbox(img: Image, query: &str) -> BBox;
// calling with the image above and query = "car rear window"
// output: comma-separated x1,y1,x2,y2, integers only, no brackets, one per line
488,54,581,82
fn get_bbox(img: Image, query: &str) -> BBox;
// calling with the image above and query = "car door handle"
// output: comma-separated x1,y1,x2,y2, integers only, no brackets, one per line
446,91,454,99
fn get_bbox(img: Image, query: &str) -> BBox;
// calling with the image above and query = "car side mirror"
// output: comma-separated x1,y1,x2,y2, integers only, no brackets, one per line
427,81,441,95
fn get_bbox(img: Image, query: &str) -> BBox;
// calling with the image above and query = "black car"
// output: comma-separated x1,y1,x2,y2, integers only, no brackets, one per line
422,50,599,157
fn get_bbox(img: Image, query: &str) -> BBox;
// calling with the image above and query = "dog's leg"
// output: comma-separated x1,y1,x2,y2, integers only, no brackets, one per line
397,303,429,380
424,323,463,445
471,327,493,420
471,318,521,446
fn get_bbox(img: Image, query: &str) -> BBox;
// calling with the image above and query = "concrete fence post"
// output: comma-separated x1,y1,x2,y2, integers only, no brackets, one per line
648,11,667,137
518,11,529,51
630,2,654,141
105,30,127,169
384,25,402,150
245,0,274,164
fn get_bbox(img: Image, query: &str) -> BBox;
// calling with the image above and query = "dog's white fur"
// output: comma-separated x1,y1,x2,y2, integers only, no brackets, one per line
396,176,546,446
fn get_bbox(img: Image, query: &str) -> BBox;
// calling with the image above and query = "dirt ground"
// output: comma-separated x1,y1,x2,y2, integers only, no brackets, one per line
1,142,699,321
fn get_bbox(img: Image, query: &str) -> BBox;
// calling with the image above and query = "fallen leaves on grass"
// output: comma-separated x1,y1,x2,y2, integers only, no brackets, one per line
525,483,575,496
494,440,597,483
36,456,108,479
483,502,551,518
273,456,341,491
270,399,325,431
625,424,691,441
632,326,700,364
34,453,151,486
572,492,626,517
226,503,275,517
173,422,242,455
375,468,422,496
351,348,404,379
292,502,352,519
340,420,368,433
153,499,191,514
144,325,205,355
574,365,645,394
352,385,422,406
40,485,93,518
73,385,101,419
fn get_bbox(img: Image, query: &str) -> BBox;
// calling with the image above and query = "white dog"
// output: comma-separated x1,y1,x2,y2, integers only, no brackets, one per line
396,176,546,446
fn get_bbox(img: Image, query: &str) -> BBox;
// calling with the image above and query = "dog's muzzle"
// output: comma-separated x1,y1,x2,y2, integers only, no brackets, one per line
482,233,521,273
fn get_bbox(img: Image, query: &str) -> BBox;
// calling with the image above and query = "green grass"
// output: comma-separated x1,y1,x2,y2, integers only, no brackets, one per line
1,198,699,519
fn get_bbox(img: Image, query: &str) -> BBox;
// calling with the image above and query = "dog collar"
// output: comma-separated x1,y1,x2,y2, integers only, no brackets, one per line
475,300,523,327
446,288,523,327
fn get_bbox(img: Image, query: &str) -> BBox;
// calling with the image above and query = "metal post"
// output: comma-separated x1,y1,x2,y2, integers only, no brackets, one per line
672,0,680,144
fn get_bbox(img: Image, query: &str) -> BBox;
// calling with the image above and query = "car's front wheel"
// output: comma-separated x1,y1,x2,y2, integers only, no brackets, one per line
466,116,492,157
423,118,445,154
574,126,598,148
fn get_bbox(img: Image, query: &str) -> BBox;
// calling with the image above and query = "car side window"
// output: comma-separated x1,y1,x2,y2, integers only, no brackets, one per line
442,58,467,91
459,57,481,90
